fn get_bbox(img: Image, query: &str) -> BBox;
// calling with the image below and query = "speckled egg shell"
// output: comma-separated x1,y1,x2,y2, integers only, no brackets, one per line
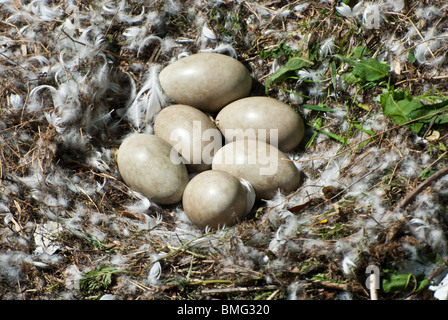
216,96,305,152
154,104,222,172
159,53,252,113
182,170,247,230
211,139,301,200
116,133,189,205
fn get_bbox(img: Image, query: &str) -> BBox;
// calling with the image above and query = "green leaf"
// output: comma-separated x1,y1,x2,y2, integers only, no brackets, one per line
382,272,412,293
309,124,347,145
352,123,374,135
382,271,429,294
265,56,313,92
260,43,293,59
381,89,424,133
334,54,357,66
303,104,335,112
279,56,312,72
308,117,347,145
351,58,390,82
415,277,429,293
330,59,337,95
321,130,347,145
408,49,416,64
380,88,448,134
80,265,126,295
420,169,438,179
351,123,376,148
417,99,448,125
351,45,372,60
342,72,360,84
305,117,322,149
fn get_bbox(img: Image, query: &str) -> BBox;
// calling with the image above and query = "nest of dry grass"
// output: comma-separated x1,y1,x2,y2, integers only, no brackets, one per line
1,0,448,301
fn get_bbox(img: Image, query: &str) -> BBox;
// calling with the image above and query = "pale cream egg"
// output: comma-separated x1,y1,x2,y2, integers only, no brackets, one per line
154,104,222,172
216,96,305,152
211,139,301,200
116,133,189,205
182,170,250,230
159,53,252,113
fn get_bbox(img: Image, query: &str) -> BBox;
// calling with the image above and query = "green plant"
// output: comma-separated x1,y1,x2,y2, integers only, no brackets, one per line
80,265,129,296
265,56,313,93
380,86,448,134
315,223,350,239
259,42,293,60
336,53,390,106
382,270,428,294
350,58,390,83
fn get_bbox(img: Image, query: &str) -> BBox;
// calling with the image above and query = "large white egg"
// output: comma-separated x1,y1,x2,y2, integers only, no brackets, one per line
216,96,305,152
116,133,189,205
182,170,248,230
212,139,301,200
154,104,222,172
159,53,252,113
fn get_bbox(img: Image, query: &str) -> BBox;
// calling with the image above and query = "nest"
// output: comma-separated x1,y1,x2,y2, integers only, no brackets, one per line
1,0,448,301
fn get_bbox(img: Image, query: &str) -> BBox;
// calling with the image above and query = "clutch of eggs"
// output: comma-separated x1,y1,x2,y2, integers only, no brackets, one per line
116,53,304,229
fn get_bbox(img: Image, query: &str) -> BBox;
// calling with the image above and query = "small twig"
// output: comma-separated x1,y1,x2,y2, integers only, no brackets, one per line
385,11,436,59
201,285,278,295
423,151,447,173
310,280,364,293
127,279,154,292
187,279,232,286
166,245,207,259
267,288,280,300
392,167,448,214
388,159,403,185
396,75,448,86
